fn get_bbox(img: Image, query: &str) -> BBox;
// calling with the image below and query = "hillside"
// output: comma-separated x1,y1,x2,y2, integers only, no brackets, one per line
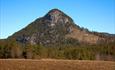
8,9,115,46
0,9,115,60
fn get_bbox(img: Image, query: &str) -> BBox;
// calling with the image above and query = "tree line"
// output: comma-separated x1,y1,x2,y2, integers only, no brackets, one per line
0,39,115,60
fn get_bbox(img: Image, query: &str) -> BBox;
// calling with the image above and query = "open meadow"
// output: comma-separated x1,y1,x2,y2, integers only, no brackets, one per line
0,59,115,70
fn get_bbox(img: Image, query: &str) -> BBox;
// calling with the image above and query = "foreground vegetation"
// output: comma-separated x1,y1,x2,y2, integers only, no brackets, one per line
0,59,115,70
0,39,115,60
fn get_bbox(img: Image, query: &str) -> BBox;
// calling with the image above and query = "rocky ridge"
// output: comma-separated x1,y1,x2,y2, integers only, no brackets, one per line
8,9,115,46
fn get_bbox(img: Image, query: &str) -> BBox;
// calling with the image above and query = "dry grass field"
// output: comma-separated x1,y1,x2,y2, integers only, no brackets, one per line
0,59,115,70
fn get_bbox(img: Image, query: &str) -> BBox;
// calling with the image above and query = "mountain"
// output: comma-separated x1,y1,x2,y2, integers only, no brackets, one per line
8,9,115,46
1,9,115,60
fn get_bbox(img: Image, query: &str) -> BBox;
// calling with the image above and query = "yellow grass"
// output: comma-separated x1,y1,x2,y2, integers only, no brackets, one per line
0,59,115,70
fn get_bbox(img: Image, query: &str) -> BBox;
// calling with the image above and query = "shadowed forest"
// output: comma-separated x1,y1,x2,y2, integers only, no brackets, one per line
0,39,115,61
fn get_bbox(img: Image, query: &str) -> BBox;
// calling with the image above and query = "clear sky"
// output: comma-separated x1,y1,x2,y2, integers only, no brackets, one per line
0,0,115,39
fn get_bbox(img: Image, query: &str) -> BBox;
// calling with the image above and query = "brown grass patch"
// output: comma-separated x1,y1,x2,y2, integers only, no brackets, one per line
0,59,115,70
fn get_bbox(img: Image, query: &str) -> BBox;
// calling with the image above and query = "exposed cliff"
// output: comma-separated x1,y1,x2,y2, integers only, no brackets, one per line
8,9,115,46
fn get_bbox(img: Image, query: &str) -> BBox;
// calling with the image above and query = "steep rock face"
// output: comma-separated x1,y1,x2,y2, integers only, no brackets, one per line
9,9,76,46
8,9,115,46
65,27,99,44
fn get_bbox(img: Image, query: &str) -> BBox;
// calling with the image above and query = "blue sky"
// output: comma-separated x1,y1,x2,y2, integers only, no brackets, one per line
0,0,115,39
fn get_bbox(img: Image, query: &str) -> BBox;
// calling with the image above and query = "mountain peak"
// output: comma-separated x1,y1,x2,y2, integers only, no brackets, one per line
48,8,63,15
8,9,115,46
45,8,63,19
44,8,70,24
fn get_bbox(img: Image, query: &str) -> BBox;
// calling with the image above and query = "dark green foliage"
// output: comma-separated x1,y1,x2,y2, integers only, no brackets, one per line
0,39,115,61
0,39,22,58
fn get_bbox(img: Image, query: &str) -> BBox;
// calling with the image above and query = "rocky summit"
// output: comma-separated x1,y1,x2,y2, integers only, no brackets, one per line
8,9,115,46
